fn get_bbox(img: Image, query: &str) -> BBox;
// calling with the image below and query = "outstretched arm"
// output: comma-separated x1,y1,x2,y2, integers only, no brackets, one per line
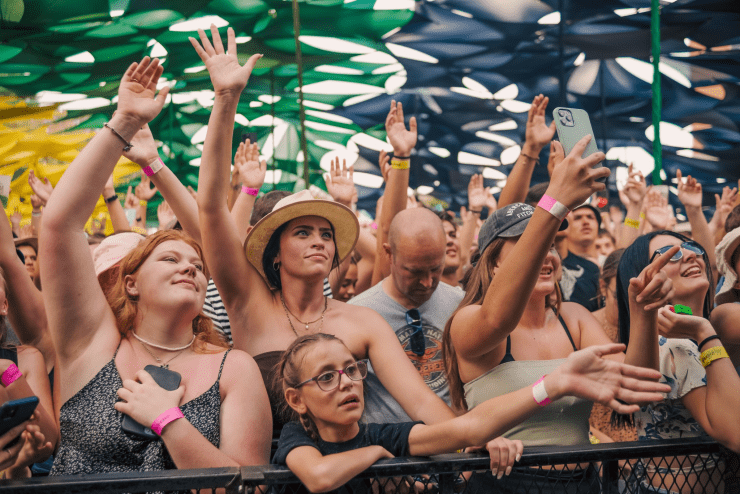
190,26,272,347
451,135,609,361
409,344,669,456
230,139,266,243
371,103,417,286
676,169,717,279
41,57,169,364
498,95,556,208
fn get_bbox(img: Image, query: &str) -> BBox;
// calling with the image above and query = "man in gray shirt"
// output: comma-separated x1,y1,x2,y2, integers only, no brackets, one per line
350,208,463,423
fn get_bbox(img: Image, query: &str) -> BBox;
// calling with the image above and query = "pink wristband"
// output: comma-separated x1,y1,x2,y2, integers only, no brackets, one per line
242,186,259,196
537,194,569,222
532,375,551,406
1,363,22,387
142,158,164,177
151,407,184,436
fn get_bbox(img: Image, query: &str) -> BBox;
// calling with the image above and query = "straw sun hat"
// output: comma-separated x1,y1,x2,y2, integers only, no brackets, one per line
245,190,359,284
715,227,740,305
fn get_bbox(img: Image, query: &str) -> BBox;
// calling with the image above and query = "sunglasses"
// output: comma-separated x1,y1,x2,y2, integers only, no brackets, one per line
406,309,426,357
295,360,368,392
649,241,705,264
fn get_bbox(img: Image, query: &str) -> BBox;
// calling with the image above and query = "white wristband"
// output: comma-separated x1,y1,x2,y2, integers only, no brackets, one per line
537,195,569,222
532,375,551,406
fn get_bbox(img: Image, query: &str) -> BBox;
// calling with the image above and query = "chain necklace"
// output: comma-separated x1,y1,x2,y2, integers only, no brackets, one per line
280,293,328,336
132,332,196,369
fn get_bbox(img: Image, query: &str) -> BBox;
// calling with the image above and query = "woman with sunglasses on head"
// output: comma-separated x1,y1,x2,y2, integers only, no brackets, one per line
191,25,473,444
442,137,680,493
274,333,668,494
616,231,740,493
40,56,271,476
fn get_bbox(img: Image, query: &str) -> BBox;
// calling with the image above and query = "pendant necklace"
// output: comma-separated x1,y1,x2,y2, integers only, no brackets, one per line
281,293,328,336
132,331,196,369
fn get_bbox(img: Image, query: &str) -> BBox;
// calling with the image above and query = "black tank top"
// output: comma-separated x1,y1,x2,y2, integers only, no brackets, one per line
499,315,577,365
0,347,18,365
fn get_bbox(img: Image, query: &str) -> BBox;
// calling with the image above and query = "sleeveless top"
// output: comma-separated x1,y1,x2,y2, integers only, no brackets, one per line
254,350,287,437
0,346,18,365
50,349,230,476
463,316,593,447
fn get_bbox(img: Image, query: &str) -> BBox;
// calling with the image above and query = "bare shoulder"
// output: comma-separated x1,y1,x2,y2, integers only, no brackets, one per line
16,344,43,359
216,347,264,391
331,299,389,329
710,303,740,327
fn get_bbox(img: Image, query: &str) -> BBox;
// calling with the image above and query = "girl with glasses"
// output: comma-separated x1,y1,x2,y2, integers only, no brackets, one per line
274,333,668,493
616,231,740,493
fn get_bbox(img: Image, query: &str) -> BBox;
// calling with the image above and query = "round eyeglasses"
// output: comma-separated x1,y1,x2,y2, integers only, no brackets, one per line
294,360,368,392
649,241,705,264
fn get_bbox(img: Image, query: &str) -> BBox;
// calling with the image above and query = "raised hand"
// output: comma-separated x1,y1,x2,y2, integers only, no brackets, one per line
629,245,678,311
549,343,670,414
9,208,22,229
547,140,564,178
467,174,487,212
116,57,169,125
124,186,138,209
28,171,53,206
189,25,262,96
135,173,158,202
379,150,391,183
546,134,609,210
623,163,647,206
123,124,160,168
712,185,737,231
644,187,669,230
325,156,355,207
157,200,175,228
525,94,557,151
235,140,266,190
676,169,703,209
385,100,417,157
19,224,34,239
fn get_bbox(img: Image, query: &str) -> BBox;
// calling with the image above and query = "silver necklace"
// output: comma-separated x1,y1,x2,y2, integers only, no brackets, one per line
280,293,328,335
137,340,191,369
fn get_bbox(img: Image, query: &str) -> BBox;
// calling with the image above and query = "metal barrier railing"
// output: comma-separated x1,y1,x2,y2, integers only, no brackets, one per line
2,437,738,494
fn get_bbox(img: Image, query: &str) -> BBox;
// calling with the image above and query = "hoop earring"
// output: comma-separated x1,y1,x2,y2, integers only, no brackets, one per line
273,261,280,271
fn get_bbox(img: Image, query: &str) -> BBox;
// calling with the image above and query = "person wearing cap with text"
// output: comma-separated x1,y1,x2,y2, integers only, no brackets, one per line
442,135,678,493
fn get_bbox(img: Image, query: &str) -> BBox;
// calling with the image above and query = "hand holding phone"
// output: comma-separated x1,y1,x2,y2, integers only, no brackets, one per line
0,397,39,449
553,108,605,183
120,366,182,440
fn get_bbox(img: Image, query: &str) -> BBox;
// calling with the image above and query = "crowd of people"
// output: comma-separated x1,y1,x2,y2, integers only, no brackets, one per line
0,25,739,494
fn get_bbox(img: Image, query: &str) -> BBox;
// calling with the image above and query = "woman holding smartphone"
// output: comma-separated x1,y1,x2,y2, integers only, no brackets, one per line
40,56,271,476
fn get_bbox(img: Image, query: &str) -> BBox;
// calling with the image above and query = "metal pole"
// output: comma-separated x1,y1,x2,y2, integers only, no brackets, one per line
292,0,310,190
270,68,276,191
651,0,662,185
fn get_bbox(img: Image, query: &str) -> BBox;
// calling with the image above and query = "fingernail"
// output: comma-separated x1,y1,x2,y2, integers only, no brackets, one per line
516,454,521,462
492,468,497,477
506,466,513,477
497,470,504,480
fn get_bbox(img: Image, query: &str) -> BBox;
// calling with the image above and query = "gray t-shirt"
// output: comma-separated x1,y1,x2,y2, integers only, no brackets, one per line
349,281,463,423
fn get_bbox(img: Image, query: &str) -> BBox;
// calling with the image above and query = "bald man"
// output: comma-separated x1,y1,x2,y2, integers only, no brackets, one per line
349,208,463,423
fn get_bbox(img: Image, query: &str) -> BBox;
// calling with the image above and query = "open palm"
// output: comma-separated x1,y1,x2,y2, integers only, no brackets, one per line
190,25,262,95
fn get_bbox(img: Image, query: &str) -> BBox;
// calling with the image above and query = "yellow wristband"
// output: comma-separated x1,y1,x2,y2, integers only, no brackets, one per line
391,158,410,170
624,218,640,229
139,200,147,207
640,212,646,219
700,346,729,368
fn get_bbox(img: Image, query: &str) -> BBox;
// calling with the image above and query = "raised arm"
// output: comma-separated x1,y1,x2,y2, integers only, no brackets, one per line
676,169,717,280
617,163,647,249
230,139,266,244
451,135,609,360
371,103,416,286
102,174,131,233
122,124,202,243
0,211,53,372
498,95,556,208
40,57,169,364
190,26,271,333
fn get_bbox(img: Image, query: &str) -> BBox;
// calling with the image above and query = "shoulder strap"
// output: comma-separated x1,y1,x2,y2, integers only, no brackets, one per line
217,349,231,380
558,315,578,351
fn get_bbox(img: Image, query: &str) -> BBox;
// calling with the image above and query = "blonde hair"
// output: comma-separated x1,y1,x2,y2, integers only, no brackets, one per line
106,230,228,352
443,238,561,411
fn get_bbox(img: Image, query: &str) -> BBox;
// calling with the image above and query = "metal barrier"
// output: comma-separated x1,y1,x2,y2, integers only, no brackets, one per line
2,438,737,494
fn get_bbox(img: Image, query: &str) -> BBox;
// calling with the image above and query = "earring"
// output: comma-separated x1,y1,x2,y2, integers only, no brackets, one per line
273,261,280,271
